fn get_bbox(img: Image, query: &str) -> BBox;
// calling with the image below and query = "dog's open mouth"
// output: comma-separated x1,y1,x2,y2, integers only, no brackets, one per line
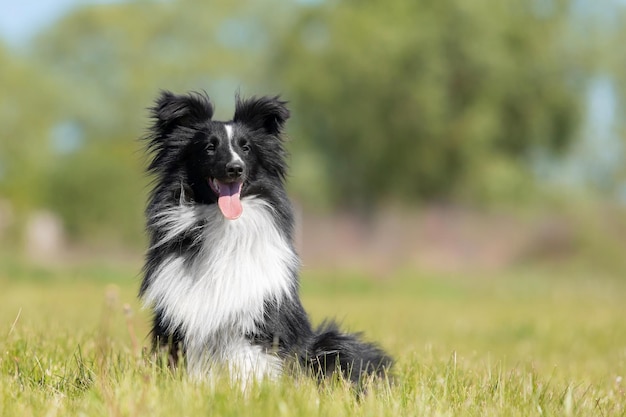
208,178,243,220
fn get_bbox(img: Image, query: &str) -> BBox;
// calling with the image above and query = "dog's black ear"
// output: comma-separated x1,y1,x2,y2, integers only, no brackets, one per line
151,90,214,131
145,91,214,175
233,95,290,136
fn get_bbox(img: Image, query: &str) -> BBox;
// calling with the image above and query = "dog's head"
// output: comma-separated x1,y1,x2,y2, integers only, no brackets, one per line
146,91,290,220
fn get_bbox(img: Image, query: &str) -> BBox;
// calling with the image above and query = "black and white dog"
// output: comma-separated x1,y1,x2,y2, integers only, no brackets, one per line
140,91,391,385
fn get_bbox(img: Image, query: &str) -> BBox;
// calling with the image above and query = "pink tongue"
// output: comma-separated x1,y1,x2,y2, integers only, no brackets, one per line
217,181,243,220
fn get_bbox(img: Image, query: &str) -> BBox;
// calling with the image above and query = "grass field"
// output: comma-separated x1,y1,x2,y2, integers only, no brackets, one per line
1,259,625,416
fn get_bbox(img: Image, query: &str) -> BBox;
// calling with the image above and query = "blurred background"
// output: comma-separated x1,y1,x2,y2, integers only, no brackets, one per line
1,0,626,276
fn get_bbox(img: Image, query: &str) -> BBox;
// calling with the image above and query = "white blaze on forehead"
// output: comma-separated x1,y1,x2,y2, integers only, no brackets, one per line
224,124,243,163
225,124,234,140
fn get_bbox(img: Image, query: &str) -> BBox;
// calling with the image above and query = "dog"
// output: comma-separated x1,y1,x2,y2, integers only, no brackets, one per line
139,91,392,385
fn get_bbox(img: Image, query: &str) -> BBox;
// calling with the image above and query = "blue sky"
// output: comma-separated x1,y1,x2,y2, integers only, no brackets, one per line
0,0,122,48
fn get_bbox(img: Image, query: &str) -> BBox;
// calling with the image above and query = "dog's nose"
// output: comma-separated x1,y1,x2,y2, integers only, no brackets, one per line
226,161,244,179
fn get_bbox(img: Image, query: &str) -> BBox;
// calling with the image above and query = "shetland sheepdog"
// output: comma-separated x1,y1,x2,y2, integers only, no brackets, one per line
140,91,391,385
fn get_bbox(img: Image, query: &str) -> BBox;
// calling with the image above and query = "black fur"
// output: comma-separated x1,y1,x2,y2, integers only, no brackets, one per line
140,90,392,383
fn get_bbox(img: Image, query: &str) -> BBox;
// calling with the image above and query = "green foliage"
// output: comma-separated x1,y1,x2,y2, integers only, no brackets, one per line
43,141,147,246
5,0,296,244
273,0,583,206
33,0,297,123
0,0,623,246
0,46,62,211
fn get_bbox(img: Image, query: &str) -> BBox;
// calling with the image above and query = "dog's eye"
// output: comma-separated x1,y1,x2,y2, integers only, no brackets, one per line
206,137,219,155
239,140,250,153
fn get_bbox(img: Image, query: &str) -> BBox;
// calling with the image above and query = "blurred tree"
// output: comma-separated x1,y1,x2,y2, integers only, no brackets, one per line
26,0,294,244
43,141,147,245
609,8,626,198
0,44,62,212
1,0,617,249
272,0,583,207
33,0,297,127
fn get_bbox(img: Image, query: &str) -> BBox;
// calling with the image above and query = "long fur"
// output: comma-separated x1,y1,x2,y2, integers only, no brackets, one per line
140,90,392,385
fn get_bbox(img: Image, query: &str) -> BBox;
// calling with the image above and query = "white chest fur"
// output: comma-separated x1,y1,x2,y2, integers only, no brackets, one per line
142,197,298,380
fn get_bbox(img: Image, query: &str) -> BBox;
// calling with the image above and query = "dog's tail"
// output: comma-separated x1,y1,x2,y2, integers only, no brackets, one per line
303,321,392,383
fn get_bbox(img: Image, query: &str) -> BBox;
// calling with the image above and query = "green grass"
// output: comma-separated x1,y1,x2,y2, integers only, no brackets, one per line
1,261,625,416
